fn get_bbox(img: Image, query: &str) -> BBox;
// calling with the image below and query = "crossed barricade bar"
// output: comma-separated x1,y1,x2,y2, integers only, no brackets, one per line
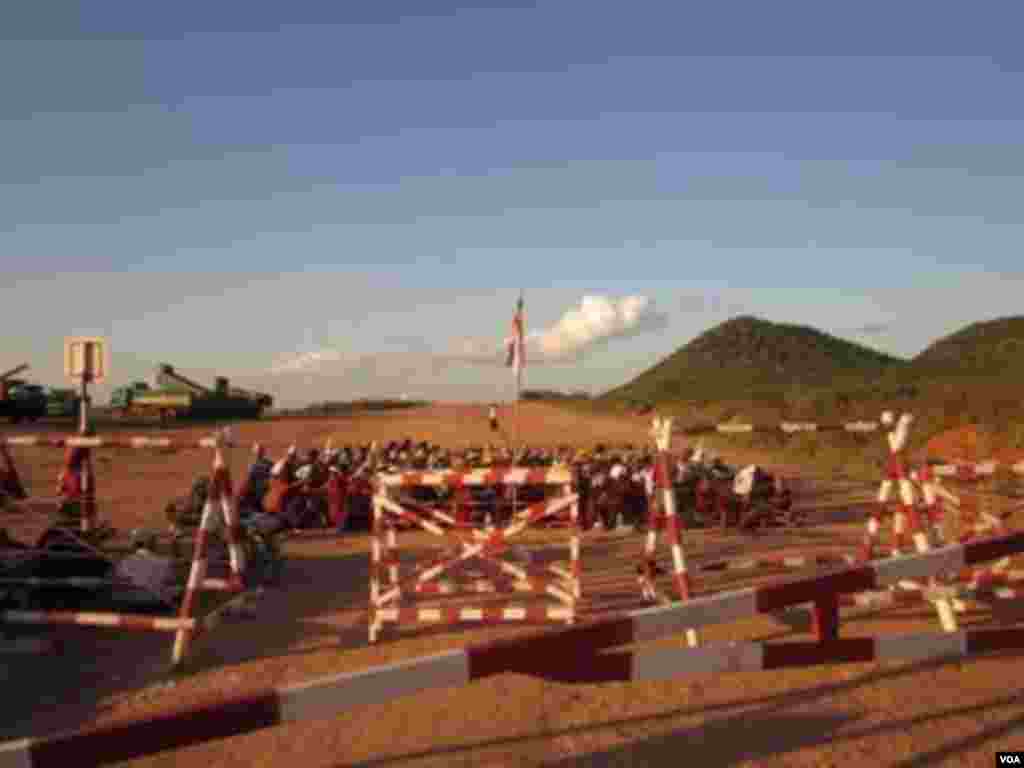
369,467,579,642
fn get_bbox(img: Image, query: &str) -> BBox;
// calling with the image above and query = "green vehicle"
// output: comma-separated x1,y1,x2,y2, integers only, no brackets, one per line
45,387,81,418
0,364,47,424
109,364,273,424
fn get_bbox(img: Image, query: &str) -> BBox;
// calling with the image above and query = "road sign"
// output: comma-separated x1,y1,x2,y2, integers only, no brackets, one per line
64,337,108,383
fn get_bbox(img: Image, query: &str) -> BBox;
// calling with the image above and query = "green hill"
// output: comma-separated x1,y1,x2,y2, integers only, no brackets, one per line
556,314,1024,484
605,315,907,404
911,315,1024,376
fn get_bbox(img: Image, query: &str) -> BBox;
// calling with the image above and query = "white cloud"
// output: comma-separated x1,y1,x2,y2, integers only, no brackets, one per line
447,294,668,366
269,348,351,374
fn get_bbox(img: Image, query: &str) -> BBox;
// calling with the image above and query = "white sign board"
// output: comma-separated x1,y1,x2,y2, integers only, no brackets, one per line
64,337,108,383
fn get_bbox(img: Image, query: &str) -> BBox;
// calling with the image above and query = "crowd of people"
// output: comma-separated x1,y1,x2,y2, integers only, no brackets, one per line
229,436,789,535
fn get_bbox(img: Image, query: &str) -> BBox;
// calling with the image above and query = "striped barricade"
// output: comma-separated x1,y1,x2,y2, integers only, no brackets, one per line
0,435,258,669
4,531,1024,767
1,435,225,449
369,467,579,643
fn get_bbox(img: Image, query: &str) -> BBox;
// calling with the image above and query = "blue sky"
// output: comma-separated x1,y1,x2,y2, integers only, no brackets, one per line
4,1,1024,406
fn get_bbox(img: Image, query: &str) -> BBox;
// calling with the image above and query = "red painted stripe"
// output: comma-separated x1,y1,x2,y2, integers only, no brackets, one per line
464,617,635,679
754,567,877,613
664,513,682,544
964,627,1024,655
526,651,633,683
963,532,1024,567
761,638,877,669
29,689,281,767
673,572,692,601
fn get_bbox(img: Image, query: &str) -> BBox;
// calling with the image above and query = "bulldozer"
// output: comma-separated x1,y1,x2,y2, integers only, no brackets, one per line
0,364,47,424
109,364,273,424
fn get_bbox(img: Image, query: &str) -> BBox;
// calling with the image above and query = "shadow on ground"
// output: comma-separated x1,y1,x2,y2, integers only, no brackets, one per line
0,549,372,741
342,653,1024,768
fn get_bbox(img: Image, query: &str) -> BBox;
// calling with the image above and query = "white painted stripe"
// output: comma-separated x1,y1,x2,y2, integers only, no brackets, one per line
65,437,103,447
278,649,471,721
872,545,967,586
152,617,194,632
716,424,753,433
129,437,173,448
631,588,759,643
844,421,879,432
5,436,41,446
376,468,573,487
875,631,967,663
459,608,484,621
545,584,575,604
632,641,763,681
850,591,896,608
781,422,818,432
896,579,925,592
0,738,35,768
548,607,573,620
503,607,527,620
418,609,442,622
782,557,808,568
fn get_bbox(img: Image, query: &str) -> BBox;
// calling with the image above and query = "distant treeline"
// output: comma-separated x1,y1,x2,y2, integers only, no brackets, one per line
520,389,592,401
273,399,431,417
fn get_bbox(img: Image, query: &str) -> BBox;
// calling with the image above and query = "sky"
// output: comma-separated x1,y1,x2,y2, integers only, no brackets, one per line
4,1,1024,407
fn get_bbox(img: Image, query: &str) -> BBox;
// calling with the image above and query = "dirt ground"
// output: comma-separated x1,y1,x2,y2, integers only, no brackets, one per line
926,424,1024,466
2,403,1023,768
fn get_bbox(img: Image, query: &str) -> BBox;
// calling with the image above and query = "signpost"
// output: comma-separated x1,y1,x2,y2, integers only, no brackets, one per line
64,337,107,434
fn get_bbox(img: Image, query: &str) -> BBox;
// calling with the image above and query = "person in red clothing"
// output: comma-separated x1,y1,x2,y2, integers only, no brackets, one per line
0,442,27,508
263,446,300,520
56,440,95,525
328,465,350,532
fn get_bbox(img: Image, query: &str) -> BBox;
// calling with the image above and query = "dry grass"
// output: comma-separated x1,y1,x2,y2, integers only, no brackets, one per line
1,403,1023,767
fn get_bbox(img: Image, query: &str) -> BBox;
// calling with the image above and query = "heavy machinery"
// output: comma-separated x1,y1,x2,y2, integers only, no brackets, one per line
45,387,81,418
0,364,47,424
109,364,273,423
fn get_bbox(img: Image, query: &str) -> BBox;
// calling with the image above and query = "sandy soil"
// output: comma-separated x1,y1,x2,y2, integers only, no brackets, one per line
1,403,1023,767
926,424,1024,466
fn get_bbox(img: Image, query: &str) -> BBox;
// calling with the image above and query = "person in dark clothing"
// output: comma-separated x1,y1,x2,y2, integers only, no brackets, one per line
238,443,273,516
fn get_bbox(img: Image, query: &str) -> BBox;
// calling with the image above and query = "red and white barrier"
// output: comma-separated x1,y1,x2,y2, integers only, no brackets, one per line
519,625,1024,684
636,417,698,645
369,467,579,642
460,530,1024,667
3,532,1023,767
0,431,258,668
1,436,225,450
698,553,858,573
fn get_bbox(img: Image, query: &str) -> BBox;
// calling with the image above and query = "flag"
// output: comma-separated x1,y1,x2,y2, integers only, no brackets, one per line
505,294,525,378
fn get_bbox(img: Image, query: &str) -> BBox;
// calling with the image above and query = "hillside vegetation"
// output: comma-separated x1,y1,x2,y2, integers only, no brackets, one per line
605,315,906,404
559,314,1024,483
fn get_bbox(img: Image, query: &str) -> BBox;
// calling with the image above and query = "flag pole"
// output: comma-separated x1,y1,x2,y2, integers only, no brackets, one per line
512,289,523,519
515,289,523,453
